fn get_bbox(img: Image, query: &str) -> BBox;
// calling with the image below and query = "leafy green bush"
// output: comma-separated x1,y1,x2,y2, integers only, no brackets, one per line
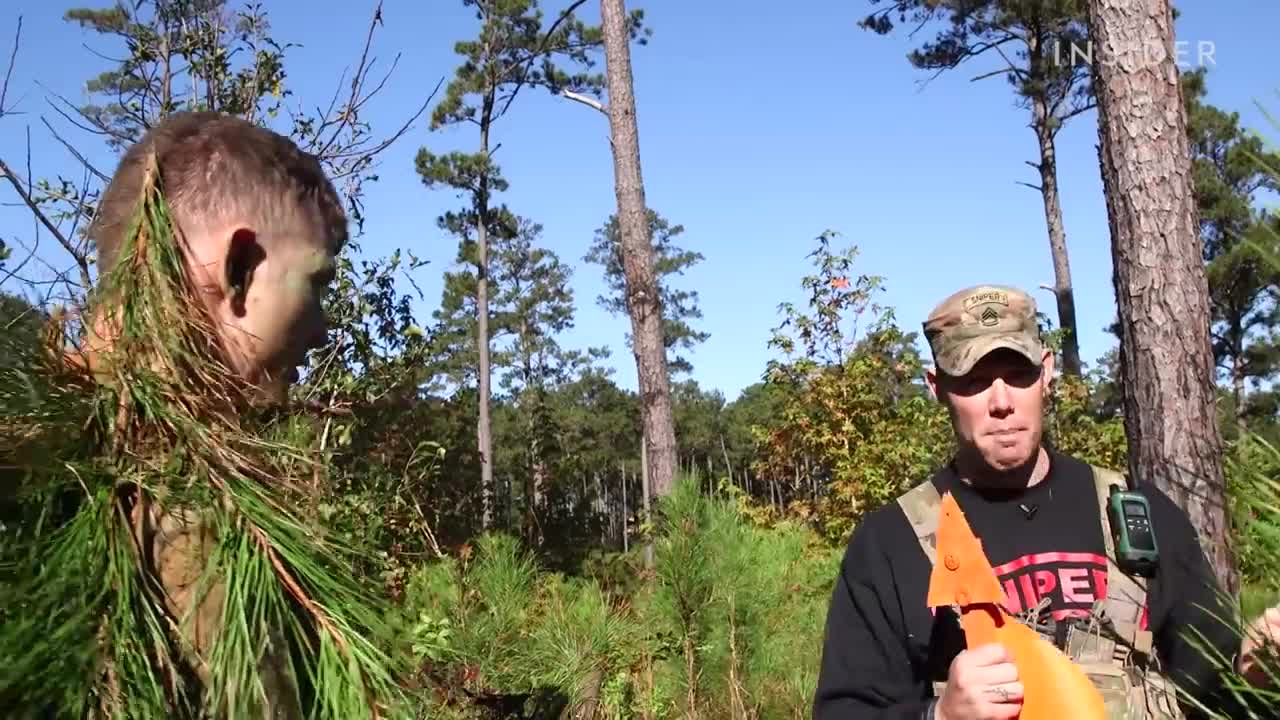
1044,373,1128,470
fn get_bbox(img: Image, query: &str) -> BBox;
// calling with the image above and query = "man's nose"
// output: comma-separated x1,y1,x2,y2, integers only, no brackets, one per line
988,378,1014,415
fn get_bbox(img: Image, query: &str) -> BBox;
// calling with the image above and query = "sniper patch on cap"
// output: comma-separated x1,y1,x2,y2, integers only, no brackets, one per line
960,289,1010,312
923,284,1043,377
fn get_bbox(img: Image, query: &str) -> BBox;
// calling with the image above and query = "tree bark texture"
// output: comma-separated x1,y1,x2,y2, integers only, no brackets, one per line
1086,0,1236,595
476,101,495,531
601,0,678,499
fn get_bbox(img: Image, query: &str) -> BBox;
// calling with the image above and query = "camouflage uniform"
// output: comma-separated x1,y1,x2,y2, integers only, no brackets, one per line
904,285,1186,719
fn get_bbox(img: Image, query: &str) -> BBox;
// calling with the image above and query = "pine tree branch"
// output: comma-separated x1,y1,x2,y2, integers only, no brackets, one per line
971,67,1013,82
493,0,595,121
561,88,607,115
1059,99,1098,122
990,36,1027,82
250,523,350,657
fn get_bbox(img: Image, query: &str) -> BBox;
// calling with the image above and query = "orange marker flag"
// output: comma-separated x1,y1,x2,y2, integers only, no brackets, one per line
927,491,1106,720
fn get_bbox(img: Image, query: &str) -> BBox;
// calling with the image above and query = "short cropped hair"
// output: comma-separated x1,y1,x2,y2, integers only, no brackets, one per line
88,111,347,274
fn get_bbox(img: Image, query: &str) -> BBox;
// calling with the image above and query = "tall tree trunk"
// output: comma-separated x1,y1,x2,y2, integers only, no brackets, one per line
642,434,654,569
1229,318,1248,434
569,668,605,720
521,346,547,546
1087,0,1236,596
621,460,629,552
594,471,605,545
1031,96,1083,376
1024,32,1083,377
719,434,733,481
476,101,495,530
1232,354,1247,435
601,0,678,499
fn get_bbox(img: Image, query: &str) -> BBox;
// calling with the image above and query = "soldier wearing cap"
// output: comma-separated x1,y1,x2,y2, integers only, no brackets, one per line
811,284,1277,720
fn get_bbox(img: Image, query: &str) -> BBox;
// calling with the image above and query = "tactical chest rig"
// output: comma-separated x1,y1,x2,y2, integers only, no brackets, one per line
895,465,1186,720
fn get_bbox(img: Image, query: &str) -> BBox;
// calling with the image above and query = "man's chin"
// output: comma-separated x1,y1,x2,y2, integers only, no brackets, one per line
984,446,1036,473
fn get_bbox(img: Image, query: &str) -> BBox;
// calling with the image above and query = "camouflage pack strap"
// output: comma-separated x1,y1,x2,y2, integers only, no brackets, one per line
1085,465,1186,719
897,479,942,565
1089,464,1155,657
895,480,948,698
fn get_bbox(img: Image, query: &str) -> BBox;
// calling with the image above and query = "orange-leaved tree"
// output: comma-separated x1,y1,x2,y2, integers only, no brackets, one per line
754,232,952,542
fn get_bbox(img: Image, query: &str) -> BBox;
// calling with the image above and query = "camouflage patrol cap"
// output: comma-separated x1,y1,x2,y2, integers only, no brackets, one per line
923,284,1044,377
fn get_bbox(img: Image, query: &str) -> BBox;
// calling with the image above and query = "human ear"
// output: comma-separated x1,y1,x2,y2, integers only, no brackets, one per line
1040,350,1056,397
225,228,265,318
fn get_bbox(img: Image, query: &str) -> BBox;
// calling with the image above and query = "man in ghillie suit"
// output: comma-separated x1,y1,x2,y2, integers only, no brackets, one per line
0,112,403,718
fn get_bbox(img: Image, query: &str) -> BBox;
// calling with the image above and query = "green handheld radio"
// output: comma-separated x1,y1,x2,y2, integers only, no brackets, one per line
1106,483,1159,577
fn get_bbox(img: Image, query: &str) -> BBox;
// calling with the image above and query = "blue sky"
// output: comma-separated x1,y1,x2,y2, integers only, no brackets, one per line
2,1,1277,401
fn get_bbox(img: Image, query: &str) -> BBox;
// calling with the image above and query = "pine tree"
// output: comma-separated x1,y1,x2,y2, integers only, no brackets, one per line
427,206,521,391
432,213,606,541
1087,0,1235,594
415,0,610,529
859,0,1093,376
597,0,678,502
586,210,708,376
1183,68,1280,436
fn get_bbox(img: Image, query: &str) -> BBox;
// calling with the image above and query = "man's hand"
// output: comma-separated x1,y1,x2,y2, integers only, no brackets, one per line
1239,606,1280,689
936,643,1023,720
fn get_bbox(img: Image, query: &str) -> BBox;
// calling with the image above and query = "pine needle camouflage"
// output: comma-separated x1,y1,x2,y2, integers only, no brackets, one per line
0,152,403,718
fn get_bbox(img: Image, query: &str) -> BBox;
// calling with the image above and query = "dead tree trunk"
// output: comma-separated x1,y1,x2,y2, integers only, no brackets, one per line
1027,33,1083,377
601,0,678,499
1086,0,1236,595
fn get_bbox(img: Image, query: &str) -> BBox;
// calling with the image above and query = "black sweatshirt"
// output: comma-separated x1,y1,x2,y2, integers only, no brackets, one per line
812,450,1245,719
